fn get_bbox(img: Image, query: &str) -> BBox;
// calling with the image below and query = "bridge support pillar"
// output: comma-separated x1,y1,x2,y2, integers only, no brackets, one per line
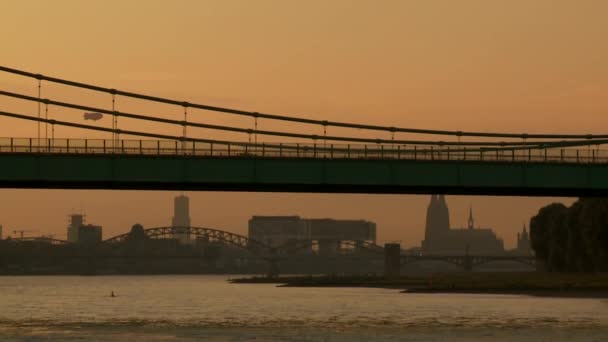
384,243,401,278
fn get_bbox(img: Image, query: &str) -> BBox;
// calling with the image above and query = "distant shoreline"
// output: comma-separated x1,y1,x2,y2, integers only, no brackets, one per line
230,272,608,298
399,287,608,298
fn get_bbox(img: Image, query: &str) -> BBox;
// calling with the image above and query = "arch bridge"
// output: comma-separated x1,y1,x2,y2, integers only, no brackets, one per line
102,226,384,258
100,226,387,277
102,226,272,256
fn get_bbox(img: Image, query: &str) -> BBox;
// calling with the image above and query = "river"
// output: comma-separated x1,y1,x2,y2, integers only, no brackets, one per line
0,275,607,341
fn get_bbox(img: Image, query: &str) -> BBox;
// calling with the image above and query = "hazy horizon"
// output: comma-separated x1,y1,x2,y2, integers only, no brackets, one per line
0,190,575,249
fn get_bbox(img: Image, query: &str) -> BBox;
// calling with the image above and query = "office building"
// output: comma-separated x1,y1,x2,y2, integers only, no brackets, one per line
171,195,191,243
67,213,103,245
248,216,376,249
67,214,85,243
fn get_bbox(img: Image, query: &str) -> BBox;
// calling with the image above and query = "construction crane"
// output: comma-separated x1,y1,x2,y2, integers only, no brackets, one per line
12,229,38,238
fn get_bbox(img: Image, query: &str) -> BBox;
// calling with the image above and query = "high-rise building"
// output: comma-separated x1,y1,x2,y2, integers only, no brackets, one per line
421,195,504,255
248,216,307,247
67,214,85,243
67,213,103,245
171,195,191,243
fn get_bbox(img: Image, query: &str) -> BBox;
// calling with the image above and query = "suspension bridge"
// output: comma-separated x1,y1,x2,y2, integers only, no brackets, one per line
1,66,607,196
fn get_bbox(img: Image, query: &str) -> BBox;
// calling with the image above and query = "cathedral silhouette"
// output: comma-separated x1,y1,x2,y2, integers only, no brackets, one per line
421,195,504,255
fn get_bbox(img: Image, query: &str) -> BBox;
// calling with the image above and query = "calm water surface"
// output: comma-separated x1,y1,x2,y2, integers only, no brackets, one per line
0,275,607,341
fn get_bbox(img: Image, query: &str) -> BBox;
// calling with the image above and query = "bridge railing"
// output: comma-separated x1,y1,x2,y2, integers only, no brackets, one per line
1,137,607,164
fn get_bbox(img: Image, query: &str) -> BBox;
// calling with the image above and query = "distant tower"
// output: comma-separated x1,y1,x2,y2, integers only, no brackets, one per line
467,206,475,230
423,195,438,243
422,194,451,253
171,194,191,243
436,195,451,231
67,214,85,243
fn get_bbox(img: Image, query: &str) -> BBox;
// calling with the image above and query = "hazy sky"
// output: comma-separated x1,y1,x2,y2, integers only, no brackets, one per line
1,1,607,247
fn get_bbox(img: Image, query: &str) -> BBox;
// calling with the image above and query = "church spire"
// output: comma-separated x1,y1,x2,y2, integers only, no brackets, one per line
467,205,474,230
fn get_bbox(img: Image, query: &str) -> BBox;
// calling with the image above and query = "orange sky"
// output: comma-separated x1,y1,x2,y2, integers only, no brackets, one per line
1,0,607,247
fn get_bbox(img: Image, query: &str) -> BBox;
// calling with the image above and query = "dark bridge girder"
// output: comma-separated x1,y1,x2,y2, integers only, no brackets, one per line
400,255,536,271
1,153,608,196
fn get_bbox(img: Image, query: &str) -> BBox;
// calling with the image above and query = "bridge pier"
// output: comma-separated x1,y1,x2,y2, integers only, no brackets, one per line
384,243,401,278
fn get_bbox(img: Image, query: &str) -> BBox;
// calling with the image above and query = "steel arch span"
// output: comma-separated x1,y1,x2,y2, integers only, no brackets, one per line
102,226,272,256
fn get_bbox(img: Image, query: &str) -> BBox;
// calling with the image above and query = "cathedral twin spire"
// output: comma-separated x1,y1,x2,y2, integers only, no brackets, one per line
423,195,506,255
426,195,477,234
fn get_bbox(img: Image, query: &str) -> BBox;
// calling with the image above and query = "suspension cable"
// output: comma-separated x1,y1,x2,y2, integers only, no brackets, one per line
44,101,49,143
111,91,116,150
323,122,327,150
44,100,49,140
1,65,604,140
3,108,600,153
3,90,583,147
183,104,188,153
254,115,258,146
36,77,41,149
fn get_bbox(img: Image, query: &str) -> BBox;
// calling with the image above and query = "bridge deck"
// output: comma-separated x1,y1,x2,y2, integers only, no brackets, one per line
1,138,607,196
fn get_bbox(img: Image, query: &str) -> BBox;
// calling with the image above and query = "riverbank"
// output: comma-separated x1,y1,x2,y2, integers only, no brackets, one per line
230,272,608,297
